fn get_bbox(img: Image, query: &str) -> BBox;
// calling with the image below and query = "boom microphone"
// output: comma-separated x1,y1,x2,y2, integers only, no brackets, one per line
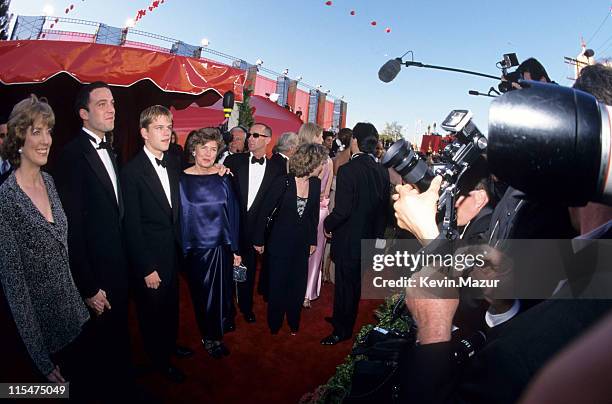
378,58,402,83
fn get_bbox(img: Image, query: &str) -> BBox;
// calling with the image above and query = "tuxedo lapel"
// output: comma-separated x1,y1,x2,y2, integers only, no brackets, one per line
79,134,119,211
236,155,249,212
167,157,181,224
138,151,172,217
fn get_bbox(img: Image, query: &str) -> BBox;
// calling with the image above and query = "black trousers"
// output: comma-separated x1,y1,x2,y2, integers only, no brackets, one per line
134,270,179,368
236,246,257,315
267,254,308,332
332,257,362,339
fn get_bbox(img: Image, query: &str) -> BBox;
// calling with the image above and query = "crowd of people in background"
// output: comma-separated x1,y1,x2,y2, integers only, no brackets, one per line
1,60,612,404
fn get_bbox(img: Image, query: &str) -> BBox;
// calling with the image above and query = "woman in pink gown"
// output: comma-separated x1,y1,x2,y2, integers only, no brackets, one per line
298,123,333,308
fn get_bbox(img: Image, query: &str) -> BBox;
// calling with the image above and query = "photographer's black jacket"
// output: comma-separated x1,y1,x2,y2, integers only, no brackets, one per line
402,223,612,404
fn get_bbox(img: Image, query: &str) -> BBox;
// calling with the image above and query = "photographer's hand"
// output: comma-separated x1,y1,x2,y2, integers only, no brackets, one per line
393,176,442,245
405,265,459,345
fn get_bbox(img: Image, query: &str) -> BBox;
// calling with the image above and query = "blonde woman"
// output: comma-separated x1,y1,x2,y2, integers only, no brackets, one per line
298,123,333,307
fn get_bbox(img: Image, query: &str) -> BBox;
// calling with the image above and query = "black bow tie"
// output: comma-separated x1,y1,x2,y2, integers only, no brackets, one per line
86,134,112,151
155,157,167,168
251,156,265,165
97,141,113,150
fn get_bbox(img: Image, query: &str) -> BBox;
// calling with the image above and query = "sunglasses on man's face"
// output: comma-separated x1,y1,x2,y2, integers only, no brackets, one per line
247,132,269,139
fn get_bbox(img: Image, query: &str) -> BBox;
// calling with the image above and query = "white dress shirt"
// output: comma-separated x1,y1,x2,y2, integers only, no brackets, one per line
83,127,119,203
143,146,172,207
485,299,521,328
247,152,266,211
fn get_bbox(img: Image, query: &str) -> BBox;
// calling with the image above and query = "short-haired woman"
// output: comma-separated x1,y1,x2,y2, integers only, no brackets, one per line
0,95,89,382
180,127,241,358
253,143,329,334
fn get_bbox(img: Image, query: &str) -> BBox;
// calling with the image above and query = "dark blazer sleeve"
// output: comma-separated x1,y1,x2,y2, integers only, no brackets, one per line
120,165,157,280
0,207,54,375
54,149,99,298
374,166,391,239
324,164,354,233
224,176,240,253
308,178,321,246
253,175,287,246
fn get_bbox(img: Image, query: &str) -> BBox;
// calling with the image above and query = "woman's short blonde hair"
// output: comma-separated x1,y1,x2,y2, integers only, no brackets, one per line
297,122,322,145
289,143,328,177
1,95,55,167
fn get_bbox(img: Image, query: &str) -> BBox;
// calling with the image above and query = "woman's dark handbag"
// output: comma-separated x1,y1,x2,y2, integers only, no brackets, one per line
233,264,247,283
264,179,290,238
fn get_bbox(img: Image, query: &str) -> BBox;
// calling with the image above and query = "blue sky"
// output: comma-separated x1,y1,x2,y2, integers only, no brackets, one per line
9,0,612,140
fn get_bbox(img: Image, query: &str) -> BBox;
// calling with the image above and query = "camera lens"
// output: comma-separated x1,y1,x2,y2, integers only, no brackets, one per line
381,139,434,192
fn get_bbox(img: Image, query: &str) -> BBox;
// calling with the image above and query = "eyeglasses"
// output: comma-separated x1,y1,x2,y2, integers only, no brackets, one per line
247,132,269,139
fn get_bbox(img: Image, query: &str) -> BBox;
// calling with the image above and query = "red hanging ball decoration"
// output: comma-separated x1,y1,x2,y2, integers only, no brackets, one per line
149,6,153,11
70,4,74,10
50,23,54,28
350,10,356,15
325,1,332,5
370,21,377,26
65,8,69,13
42,33,46,38
160,0,164,3
385,27,391,33
54,18,59,23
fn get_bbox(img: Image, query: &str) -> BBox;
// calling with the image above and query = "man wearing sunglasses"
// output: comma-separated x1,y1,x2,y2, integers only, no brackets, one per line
224,123,285,325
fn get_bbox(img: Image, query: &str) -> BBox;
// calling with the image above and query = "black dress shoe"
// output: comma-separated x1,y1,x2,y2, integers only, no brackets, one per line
174,345,194,358
320,334,349,345
243,312,256,323
161,365,186,383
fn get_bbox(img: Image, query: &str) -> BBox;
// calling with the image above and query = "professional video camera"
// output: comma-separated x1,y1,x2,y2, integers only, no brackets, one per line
497,52,520,93
382,110,487,238
488,80,612,205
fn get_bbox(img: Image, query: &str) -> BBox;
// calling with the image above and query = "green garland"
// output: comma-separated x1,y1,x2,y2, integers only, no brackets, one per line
300,294,411,404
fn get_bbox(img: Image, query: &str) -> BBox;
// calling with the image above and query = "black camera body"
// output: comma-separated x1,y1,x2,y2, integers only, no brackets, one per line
497,52,520,93
382,110,487,237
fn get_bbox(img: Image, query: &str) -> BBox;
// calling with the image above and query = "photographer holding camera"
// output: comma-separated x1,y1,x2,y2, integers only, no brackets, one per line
392,64,612,404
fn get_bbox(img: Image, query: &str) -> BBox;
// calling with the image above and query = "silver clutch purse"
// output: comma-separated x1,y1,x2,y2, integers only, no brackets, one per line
233,264,247,283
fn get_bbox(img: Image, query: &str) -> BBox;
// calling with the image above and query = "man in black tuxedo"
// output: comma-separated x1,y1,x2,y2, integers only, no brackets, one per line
121,105,191,383
54,81,132,394
321,123,390,344
224,122,285,323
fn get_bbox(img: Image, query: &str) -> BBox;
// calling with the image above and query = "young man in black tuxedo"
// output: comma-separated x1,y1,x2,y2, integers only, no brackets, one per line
321,123,390,345
224,122,285,323
54,81,132,395
121,105,192,383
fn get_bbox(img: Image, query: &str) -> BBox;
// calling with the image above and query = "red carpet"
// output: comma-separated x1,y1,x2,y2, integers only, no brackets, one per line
131,275,383,403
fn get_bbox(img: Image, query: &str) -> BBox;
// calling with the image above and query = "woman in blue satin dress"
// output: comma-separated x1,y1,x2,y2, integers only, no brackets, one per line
180,128,241,358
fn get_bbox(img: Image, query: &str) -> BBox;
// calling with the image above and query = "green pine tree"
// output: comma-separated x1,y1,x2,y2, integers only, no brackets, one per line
238,88,255,128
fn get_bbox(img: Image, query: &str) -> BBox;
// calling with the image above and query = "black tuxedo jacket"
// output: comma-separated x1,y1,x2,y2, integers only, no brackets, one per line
224,153,285,252
253,175,320,256
324,153,390,261
120,149,181,281
54,130,128,301
269,152,289,174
